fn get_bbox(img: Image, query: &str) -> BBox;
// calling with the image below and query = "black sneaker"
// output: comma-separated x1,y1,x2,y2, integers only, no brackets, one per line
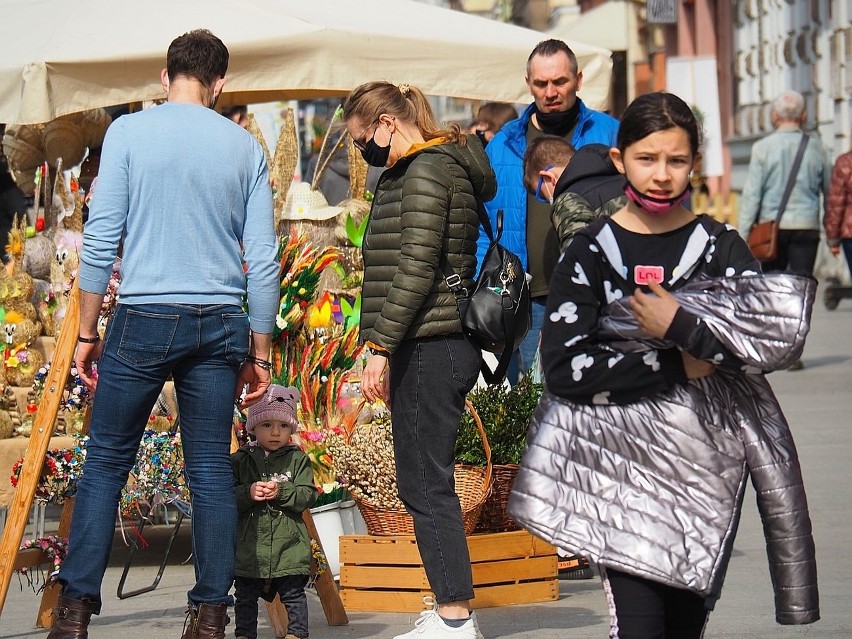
557,555,594,580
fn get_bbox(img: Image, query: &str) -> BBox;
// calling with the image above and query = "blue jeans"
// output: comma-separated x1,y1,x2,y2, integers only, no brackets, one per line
516,297,547,375
58,303,249,612
388,334,480,604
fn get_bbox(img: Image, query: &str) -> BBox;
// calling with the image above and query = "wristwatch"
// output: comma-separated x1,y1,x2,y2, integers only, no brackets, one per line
368,347,388,357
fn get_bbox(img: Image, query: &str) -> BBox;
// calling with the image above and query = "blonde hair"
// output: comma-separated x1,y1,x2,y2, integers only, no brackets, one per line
343,81,465,146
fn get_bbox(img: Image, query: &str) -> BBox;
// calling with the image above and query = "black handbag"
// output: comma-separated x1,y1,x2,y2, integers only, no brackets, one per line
443,203,532,384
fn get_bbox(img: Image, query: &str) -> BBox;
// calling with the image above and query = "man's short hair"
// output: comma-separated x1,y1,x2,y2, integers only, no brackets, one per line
167,29,229,87
526,39,579,77
772,90,805,122
523,135,575,194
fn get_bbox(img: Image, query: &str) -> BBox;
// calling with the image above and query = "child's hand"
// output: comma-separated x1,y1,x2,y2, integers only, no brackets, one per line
629,280,680,339
249,481,278,501
265,482,280,500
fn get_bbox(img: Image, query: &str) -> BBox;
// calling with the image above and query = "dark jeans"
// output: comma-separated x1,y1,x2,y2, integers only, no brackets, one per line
389,334,480,604
761,229,820,275
604,568,708,639
234,575,309,639
58,304,249,612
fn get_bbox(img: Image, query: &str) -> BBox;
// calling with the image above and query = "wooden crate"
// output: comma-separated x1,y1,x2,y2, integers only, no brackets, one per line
339,529,558,612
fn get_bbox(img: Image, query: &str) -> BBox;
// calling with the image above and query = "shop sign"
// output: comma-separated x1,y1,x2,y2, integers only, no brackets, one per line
647,0,678,24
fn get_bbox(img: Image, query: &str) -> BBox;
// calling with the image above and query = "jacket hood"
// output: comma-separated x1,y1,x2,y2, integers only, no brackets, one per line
554,143,620,199
419,134,498,202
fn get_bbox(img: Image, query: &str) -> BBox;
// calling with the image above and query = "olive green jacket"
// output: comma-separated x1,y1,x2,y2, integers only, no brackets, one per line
360,136,497,353
551,191,626,249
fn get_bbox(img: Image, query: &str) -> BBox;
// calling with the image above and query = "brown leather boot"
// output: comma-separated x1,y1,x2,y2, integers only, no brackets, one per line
46,595,95,639
180,602,230,639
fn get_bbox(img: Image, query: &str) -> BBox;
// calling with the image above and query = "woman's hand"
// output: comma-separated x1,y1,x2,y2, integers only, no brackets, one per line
629,280,680,339
361,354,389,404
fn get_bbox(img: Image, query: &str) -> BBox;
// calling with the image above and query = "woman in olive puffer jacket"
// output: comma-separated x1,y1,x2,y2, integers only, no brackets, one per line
344,81,496,639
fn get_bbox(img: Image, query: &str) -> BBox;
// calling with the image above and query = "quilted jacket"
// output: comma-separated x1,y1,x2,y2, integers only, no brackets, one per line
825,150,852,243
477,101,619,273
508,273,820,624
359,135,496,353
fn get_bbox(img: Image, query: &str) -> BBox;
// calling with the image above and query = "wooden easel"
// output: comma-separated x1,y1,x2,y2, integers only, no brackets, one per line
0,282,81,625
0,282,347,628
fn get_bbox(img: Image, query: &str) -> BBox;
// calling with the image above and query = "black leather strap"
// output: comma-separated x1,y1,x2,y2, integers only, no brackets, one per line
774,132,810,225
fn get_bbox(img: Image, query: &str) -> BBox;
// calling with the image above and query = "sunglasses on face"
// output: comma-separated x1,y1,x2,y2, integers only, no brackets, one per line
352,120,379,152
534,164,555,203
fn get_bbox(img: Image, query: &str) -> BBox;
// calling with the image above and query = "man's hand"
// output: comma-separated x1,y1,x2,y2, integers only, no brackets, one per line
361,354,389,404
75,340,103,395
830,245,841,256
236,361,270,408
629,280,680,339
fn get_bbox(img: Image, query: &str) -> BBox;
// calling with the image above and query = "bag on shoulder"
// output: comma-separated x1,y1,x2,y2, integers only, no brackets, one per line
747,220,778,262
444,206,532,384
747,132,809,263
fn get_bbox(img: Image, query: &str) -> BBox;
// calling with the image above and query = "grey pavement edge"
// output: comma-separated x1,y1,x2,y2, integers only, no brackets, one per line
2,283,851,638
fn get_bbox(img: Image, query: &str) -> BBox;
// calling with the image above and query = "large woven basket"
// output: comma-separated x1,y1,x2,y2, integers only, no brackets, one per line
353,399,492,536
474,463,521,533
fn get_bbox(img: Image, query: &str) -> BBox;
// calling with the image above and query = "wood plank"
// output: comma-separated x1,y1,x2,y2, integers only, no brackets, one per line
264,596,289,636
472,556,557,585
340,565,430,590
301,509,348,626
0,283,79,617
340,579,559,612
341,588,431,613
13,548,46,571
339,536,422,565
470,580,559,608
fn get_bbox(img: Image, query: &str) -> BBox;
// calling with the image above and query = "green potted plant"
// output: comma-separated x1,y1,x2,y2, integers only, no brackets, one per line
456,377,543,532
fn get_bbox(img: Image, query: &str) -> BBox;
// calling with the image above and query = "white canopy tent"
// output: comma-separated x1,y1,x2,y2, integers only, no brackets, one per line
0,0,613,125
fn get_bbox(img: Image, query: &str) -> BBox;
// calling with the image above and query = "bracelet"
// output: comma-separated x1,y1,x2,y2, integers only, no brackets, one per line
77,334,101,344
368,347,388,357
245,356,273,371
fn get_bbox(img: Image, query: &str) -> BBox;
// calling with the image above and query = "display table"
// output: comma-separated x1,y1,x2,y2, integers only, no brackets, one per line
0,435,75,509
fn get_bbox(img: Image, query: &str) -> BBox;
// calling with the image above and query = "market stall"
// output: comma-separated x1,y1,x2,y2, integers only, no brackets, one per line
0,0,612,125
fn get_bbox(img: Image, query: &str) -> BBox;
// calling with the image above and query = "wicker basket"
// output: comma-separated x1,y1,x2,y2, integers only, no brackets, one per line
474,463,521,533
353,399,492,536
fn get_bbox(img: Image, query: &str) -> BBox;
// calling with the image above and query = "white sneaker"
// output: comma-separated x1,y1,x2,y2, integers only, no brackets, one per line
392,597,481,639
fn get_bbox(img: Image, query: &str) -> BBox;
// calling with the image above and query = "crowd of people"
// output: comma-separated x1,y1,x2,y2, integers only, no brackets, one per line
12,23,847,639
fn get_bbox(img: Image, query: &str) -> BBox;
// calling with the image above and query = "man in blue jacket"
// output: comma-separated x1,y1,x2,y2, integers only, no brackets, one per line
480,38,619,379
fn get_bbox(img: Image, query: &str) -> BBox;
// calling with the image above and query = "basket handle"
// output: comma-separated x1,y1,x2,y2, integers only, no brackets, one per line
464,398,492,489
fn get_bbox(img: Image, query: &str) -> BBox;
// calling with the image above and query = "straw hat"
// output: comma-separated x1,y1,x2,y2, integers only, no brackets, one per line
281,182,344,221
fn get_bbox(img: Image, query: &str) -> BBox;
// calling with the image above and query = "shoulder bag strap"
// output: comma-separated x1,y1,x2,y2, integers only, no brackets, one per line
774,132,810,224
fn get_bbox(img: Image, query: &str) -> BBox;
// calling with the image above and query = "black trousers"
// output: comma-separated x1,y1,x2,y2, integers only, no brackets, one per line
388,334,481,604
761,229,820,275
604,568,709,639
234,575,309,639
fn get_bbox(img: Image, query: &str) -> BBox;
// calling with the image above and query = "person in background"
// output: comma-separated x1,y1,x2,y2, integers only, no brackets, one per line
737,90,831,370
223,105,250,128
344,80,495,639
824,140,852,275
480,39,619,382
232,385,317,639
469,102,519,147
0,135,28,262
49,29,280,639
523,135,626,250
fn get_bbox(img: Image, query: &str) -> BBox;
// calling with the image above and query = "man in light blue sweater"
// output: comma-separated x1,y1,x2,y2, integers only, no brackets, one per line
50,30,279,639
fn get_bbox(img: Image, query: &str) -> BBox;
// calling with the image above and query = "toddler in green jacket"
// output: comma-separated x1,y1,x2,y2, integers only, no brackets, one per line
232,385,317,639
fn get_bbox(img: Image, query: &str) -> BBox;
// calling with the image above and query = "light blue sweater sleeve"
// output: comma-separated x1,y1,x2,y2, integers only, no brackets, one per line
79,103,280,333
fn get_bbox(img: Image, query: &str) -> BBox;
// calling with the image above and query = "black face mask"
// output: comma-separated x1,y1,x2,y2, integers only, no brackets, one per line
359,132,393,167
474,130,489,148
535,101,580,137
